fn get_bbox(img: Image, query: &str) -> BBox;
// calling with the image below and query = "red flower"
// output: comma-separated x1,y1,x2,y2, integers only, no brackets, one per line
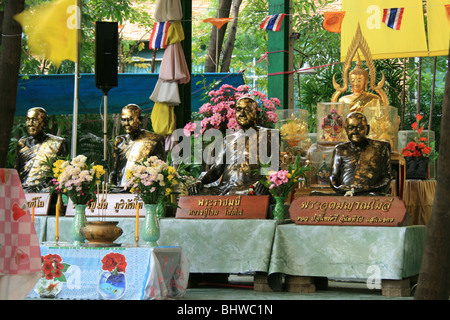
101,255,116,272
417,127,424,134
42,261,54,275
416,114,423,121
403,150,413,157
44,254,62,263
116,262,127,273
419,137,427,142
53,268,62,278
101,253,127,273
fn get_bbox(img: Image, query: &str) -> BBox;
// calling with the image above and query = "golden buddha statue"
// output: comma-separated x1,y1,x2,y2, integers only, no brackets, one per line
15,107,68,192
337,55,382,113
332,24,388,113
109,104,165,190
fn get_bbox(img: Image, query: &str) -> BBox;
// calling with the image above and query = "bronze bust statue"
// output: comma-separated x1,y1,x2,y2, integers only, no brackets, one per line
109,104,165,190
188,97,275,196
15,107,68,192
329,112,391,196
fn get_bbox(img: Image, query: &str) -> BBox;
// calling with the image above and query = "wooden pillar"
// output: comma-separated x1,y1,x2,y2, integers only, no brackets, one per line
267,0,293,109
176,1,192,128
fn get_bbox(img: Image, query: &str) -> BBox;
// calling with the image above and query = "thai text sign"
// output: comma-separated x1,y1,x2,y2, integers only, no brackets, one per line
289,196,406,226
25,193,51,216
176,195,269,219
65,194,145,217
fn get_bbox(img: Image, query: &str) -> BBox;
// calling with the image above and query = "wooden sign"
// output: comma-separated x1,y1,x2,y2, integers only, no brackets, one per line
65,194,145,217
25,193,52,216
176,195,270,219
289,196,406,227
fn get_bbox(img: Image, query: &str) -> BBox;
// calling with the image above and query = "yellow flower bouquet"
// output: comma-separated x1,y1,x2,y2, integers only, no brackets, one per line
50,155,105,205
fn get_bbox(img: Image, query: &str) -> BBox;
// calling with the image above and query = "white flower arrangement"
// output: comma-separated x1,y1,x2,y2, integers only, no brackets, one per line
124,156,180,205
51,155,105,205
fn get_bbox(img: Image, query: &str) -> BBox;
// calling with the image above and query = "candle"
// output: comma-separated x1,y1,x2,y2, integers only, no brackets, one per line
31,206,35,223
135,199,139,245
55,194,61,243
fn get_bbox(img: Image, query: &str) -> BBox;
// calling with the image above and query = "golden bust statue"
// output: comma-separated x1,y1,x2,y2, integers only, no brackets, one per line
109,104,165,190
15,107,68,192
337,55,382,113
332,24,389,112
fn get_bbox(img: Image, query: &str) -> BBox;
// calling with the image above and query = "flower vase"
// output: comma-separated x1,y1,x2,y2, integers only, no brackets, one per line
405,156,429,180
142,204,160,247
98,270,127,300
71,204,87,246
273,196,287,220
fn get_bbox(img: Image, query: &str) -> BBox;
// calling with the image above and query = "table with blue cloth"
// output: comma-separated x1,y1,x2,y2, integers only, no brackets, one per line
27,244,189,300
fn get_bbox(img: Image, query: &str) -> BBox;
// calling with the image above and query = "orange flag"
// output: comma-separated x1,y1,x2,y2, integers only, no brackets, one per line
323,11,346,33
203,18,233,29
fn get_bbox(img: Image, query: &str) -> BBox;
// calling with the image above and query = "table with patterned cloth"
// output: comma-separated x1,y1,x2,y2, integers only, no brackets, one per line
26,245,189,300
0,169,42,300
158,219,283,274
268,224,427,281
41,217,282,275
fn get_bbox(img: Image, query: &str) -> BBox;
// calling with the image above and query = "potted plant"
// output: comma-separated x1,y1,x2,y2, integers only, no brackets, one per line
259,155,309,219
49,155,105,245
401,114,434,180
124,156,180,246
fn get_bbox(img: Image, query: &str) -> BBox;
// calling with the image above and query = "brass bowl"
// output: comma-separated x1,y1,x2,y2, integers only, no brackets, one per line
81,221,123,246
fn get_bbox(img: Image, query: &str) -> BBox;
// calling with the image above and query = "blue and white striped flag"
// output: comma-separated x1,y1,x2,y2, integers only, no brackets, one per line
382,8,404,30
149,21,170,50
260,14,286,32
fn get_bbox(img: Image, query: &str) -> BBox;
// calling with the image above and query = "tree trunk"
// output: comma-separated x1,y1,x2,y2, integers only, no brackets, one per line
204,0,232,72
0,0,24,168
414,53,450,300
220,0,242,73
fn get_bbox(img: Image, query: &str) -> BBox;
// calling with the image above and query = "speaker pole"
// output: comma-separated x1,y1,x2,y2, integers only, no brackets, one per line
71,0,82,158
103,93,108,163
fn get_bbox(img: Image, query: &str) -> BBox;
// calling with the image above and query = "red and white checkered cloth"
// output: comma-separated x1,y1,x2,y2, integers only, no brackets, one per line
0,169,41,299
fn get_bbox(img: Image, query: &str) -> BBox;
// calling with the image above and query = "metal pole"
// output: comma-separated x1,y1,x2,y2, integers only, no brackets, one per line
103,94,108,163
71,0,81,158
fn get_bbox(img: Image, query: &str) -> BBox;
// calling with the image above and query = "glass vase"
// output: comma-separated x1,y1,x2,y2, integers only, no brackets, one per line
142,204,160,247
273,196,287,220
71,204,86,246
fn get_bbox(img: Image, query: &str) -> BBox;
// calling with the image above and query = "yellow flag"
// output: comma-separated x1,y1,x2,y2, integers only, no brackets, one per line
15,0,79,67
427,0,450,57
341,0,428,60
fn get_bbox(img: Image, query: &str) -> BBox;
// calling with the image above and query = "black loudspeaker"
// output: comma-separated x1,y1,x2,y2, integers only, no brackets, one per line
95,21,118,94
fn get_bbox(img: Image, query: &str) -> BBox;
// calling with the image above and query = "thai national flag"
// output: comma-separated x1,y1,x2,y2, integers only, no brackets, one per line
149,21,170,50
260,14,286,32
382,8,405,30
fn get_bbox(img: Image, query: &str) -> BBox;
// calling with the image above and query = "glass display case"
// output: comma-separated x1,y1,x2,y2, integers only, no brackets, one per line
275,108,309,150
316,102,349,145
364,106,400,152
